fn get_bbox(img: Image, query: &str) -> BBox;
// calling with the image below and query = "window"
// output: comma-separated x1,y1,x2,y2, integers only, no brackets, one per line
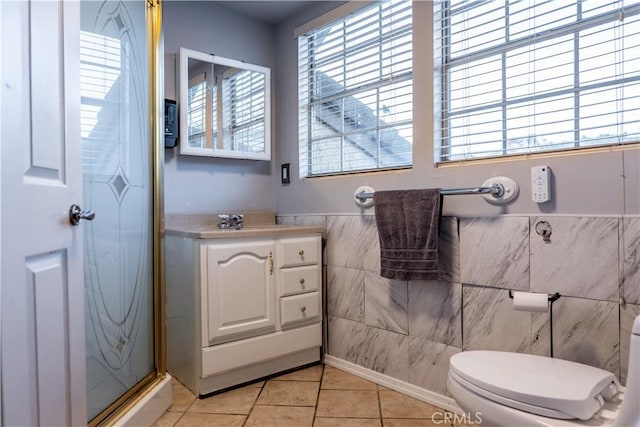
298,0,413,178
434,0,640,163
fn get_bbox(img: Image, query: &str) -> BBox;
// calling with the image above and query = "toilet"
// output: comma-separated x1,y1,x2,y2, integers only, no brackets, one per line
447,315,640,426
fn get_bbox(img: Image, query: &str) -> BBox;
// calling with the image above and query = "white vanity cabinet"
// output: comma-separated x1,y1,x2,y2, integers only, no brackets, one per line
165,229,322,397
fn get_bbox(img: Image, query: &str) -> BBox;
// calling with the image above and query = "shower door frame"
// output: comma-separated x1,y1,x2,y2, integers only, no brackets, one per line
87,0,166,425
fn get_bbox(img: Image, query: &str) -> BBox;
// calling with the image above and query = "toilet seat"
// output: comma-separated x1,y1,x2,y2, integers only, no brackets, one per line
449,369,574,419
449,351,621,421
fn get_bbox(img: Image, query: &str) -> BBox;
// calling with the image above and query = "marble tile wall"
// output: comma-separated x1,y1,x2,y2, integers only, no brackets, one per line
462,285,533,353
327,267,364,322
278,213,640,396
621,303,640,383
460,217,529,290
530,217,619,301
408,281,461,348
622,218,640,304
531,297,619,372
363,271,408,334
408,338,461,395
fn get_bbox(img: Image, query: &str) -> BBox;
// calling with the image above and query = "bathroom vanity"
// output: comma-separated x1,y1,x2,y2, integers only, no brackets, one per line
164,213,323,396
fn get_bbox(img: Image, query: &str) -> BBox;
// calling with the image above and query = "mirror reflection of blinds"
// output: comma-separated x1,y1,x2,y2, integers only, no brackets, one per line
188,73,207,148
298,0,413,178
222,70,266,152
434,1,640,163
80,31,125,176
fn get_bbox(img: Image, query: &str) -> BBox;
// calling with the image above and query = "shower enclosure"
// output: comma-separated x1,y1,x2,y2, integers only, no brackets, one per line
80,0,164,424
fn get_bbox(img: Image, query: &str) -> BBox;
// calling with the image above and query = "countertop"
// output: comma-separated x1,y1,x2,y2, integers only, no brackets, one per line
164,212,324,239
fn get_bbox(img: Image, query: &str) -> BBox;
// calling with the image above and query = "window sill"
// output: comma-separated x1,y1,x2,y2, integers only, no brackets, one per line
435,142,640,168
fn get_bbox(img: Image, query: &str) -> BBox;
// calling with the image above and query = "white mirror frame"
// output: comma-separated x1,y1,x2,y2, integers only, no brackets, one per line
178,47,271,160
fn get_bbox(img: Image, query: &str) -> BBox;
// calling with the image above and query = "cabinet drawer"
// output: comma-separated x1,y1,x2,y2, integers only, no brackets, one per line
280,292,320,327
279,265,319,296
279,236,320,267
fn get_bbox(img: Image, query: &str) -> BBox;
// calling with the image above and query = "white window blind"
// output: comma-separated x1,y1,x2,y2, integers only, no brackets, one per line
434,0,640,163
298,0,413,178
187,71,218,150
222,69,266,153
188,73,207,148
80,31,126,176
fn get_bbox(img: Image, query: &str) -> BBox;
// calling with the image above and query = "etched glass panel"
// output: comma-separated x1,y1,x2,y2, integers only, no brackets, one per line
80,0,154,420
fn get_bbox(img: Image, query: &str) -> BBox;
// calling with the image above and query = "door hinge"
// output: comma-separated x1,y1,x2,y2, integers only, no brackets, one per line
269,251,273,275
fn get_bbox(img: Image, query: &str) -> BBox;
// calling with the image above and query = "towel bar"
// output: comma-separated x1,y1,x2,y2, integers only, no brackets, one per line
354,176,519,207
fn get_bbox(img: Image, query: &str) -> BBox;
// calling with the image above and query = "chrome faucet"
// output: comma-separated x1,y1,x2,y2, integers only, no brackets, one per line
217,213,244,229
230,213,244,230
217,214,230,229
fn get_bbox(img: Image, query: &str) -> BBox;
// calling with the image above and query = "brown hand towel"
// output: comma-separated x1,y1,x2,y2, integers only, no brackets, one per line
374,189,441,281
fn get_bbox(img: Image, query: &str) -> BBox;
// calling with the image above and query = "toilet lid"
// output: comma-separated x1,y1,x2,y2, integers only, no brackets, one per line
449,351,620,420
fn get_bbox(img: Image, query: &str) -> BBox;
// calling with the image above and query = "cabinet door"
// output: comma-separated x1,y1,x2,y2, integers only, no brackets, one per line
205,241,276,345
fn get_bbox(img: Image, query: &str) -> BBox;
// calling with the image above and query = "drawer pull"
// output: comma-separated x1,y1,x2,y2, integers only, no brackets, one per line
298,249,305,256
299,278,305,285
300,306,306,313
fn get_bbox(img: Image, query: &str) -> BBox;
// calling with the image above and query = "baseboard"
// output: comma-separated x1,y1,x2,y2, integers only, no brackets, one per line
324,355,462,414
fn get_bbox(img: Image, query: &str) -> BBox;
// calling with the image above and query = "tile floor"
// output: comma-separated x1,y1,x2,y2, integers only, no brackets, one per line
154,364,470,427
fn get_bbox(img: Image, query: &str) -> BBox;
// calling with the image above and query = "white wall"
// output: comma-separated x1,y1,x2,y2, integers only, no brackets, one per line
163,1,277,214
162,0,640,216
274,1,640,217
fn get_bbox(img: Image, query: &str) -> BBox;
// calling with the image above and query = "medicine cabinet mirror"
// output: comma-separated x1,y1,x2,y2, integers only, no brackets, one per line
178,47,271,160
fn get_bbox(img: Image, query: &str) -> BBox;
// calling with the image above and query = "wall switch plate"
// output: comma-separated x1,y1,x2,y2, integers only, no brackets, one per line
281,163,290,184
531,166,551,203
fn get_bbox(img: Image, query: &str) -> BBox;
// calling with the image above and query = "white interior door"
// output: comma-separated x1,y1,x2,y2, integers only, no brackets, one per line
1,1,86,425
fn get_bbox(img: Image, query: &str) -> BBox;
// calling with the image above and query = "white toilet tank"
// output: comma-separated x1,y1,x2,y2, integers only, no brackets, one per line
614,315,640,427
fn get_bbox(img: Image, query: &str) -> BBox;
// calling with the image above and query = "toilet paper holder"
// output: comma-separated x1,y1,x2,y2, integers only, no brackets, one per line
508,290,561,303
508,290,562,357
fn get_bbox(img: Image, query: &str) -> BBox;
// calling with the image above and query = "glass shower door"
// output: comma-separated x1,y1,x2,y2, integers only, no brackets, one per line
79,0,155,421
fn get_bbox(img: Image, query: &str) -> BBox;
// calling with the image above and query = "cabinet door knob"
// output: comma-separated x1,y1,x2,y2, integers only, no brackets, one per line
300,306,306,313
298,249,305,256
299,278,305,285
